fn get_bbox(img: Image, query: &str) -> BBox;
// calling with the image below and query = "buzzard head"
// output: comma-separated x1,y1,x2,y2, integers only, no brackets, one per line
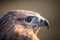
0,10,49,40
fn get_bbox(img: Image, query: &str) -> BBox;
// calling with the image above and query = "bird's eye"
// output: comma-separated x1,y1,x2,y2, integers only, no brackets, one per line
25,16,32,23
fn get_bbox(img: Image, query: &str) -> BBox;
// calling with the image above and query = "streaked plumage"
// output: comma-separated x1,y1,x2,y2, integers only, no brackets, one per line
0,10,49,40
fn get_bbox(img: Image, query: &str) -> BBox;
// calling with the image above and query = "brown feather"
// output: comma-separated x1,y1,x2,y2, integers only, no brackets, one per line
0,10,40,40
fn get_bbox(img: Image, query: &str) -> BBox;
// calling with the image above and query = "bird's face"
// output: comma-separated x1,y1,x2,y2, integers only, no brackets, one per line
23,15,49,34
0,10,49,40
9,10,49,34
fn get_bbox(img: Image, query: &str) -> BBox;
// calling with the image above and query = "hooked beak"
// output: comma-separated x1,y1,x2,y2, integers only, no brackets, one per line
38,19,49,29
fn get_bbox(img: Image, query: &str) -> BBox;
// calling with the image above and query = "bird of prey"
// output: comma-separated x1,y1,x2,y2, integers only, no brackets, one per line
0,10,49,40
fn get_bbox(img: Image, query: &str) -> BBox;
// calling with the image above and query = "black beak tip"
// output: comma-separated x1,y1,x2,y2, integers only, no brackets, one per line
44,20,49,29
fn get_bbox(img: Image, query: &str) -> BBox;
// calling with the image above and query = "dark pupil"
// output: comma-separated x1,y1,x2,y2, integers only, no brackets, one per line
25,17,32,23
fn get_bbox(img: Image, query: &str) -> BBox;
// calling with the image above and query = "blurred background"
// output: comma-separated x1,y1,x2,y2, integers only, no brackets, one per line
0,0,60,40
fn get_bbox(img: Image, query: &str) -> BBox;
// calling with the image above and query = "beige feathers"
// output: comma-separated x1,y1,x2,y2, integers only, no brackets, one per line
0,10,49,40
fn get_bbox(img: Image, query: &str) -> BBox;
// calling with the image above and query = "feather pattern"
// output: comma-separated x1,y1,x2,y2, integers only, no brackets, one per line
0,10,49,40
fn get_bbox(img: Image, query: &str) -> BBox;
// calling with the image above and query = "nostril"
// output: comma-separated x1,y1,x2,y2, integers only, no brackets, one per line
40,20,43,22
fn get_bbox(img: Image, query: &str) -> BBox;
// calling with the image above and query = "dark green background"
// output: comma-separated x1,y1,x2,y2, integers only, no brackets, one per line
0,0,60,40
